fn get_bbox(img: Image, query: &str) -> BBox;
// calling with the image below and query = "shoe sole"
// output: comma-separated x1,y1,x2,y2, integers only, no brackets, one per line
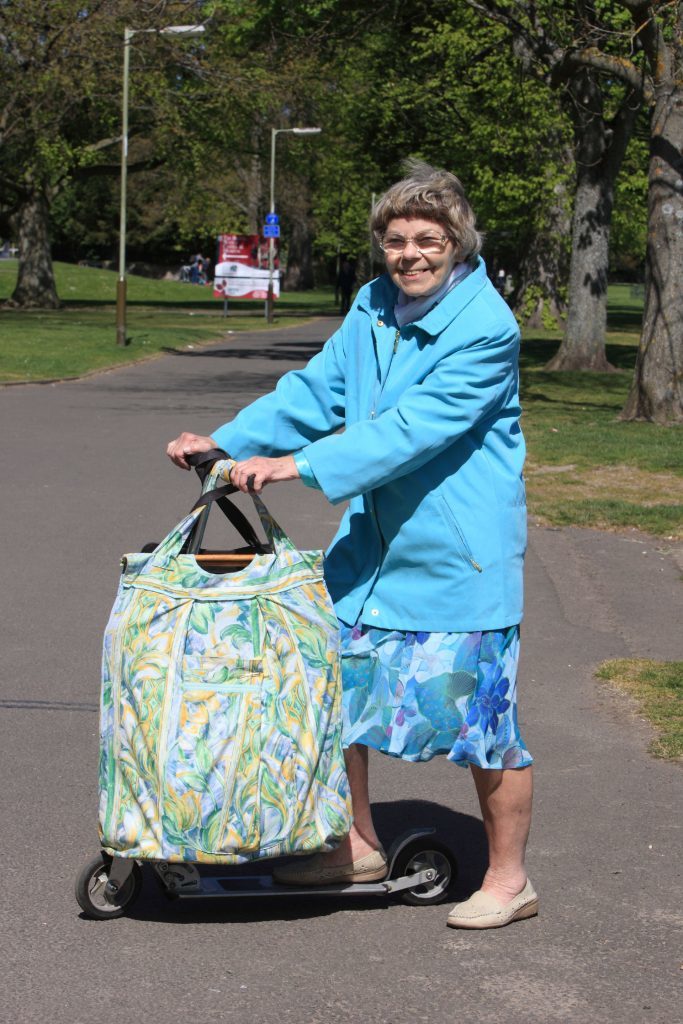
447,898,539,929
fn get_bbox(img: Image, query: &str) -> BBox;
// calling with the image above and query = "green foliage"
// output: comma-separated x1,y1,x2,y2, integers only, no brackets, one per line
1,0,652,297
610,119,649,276
0,2,204,192
418,14,575,275
0,0,210,290
517,284,568,329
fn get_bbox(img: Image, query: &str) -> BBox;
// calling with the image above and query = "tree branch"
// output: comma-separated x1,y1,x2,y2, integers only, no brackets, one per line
463,0,563,72
552,46,653,102
82,136,121,155
70,155,166,181
617,0,673,82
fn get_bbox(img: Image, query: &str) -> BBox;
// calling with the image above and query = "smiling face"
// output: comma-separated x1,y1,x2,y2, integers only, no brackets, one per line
383,216,458,298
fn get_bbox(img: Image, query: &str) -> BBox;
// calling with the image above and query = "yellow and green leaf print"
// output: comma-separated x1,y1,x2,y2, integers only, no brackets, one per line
98,468,352,864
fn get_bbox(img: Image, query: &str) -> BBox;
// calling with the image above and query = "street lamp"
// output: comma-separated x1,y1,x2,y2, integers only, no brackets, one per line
116,24,205,347
266,126,322,324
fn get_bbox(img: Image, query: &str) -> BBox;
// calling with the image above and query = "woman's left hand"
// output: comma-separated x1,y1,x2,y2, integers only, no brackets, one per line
229,455,300,494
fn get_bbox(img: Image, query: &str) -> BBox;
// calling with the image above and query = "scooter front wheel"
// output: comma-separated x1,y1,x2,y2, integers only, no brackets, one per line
392,839,457,906
75,852,142,919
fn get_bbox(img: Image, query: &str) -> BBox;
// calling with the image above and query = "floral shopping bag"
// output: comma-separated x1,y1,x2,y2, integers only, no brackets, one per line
98,459,352,864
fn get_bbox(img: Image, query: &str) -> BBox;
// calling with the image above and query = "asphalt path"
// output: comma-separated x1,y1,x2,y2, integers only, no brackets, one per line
1,317,681,1024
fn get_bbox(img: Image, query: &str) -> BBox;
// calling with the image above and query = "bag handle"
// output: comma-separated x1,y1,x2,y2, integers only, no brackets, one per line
147,451,298,566
200,458,297,559
183,449,267,555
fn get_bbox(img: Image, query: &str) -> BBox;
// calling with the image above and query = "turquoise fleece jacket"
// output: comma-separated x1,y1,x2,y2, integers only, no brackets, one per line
212,257,526,632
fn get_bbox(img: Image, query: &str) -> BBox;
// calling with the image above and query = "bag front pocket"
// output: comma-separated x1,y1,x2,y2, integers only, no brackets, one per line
164,656,263,858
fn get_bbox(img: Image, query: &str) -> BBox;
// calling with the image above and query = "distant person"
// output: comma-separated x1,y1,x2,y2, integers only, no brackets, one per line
337,258,357,315
495,267,506,295
195,254,207,285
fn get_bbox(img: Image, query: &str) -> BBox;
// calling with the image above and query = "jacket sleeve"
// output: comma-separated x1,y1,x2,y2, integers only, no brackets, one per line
211,326,347,458
303,320,520,504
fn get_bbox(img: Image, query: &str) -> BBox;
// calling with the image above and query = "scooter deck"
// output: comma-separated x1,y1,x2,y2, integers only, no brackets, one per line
174,870,433,899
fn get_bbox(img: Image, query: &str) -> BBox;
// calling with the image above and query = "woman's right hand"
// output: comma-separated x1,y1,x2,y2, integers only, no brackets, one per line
166,432,218,470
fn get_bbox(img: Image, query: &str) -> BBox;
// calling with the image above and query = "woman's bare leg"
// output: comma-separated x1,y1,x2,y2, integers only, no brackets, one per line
470,764,533,902
322,744,383,864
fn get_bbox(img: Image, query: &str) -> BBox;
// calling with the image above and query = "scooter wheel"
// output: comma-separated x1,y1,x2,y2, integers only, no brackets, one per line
392,839,457,906
75,852,142,919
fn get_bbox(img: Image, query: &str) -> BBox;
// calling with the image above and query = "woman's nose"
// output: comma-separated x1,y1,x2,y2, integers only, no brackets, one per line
402,238,421,255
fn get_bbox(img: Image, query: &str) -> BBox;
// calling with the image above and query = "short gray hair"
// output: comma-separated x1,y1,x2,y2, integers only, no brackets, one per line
371,159,483,264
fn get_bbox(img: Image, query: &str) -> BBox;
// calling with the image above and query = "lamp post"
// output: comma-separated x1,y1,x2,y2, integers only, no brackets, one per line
116,24,205,347
266,126,321,324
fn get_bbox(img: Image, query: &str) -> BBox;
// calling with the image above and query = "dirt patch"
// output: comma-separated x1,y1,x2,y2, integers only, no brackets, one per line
525,462,683,538
526,462,683,506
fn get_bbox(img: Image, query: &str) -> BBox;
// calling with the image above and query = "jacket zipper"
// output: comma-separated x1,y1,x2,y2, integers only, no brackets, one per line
393,329,400,354
440,498,484,573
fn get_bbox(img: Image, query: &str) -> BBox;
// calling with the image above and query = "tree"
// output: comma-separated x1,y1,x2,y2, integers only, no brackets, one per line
0,0,206,308
464,1,644,370
280,0,575,304
616,0,683,423
404,11,575,328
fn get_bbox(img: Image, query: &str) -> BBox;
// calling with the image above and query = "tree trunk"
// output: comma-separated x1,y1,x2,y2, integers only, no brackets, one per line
548,169,613,369
546,74,636,371
9,191,60,309
620,86,683,423
283,215,314,290
514,169,571,329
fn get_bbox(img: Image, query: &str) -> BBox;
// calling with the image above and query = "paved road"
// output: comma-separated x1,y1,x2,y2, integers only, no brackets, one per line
2,319,681,1024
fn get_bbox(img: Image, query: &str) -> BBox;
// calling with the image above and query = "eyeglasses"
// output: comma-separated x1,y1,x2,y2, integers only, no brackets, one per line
380,233,450,256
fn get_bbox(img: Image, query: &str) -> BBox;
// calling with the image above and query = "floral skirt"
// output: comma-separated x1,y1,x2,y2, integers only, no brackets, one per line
339,622,533,770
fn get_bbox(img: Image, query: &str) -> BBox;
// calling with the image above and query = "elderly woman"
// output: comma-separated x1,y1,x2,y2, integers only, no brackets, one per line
167,162,537,929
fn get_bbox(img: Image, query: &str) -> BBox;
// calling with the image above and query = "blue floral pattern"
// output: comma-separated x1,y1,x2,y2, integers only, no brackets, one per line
340,623,533,770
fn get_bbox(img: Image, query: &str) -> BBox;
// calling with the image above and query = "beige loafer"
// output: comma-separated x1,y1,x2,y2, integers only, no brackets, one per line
447,879,538,929
273,848,388,886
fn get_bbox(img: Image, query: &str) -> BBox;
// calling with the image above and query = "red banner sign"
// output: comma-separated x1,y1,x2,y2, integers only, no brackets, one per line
214,234,280,300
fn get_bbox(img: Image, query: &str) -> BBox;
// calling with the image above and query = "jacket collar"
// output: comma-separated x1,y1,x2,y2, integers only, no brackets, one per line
358,257,489,336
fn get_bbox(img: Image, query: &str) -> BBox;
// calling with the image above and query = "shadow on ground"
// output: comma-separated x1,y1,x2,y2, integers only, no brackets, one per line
162,341,327,363
520,337,638,373
87,800,485,925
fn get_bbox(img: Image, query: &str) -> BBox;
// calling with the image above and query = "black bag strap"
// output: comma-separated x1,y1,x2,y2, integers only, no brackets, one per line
188,448,226,483
183,449,269,555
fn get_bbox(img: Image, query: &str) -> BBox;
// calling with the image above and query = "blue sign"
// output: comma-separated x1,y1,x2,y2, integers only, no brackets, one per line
263,224,280,238
265,213,280,225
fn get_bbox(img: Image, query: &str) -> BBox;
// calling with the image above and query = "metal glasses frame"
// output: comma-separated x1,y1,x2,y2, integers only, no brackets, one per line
379,233,450,257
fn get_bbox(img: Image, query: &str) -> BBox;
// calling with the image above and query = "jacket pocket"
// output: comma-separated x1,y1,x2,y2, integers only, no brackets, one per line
438,496,483,573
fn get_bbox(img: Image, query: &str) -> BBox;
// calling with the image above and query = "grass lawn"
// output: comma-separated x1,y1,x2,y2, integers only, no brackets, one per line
0,260,337,382
1,266,681,536
596,659,683,761
0,258,338,312
521,285,682,538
